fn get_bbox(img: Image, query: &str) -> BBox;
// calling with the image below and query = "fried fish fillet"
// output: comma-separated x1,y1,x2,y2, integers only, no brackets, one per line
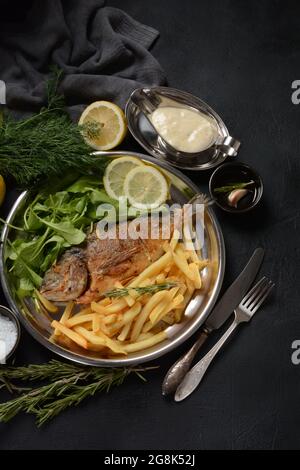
40,219,169,304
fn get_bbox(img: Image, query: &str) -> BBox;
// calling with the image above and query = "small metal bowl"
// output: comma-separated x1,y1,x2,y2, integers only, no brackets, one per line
209,162,263,213
0,305,21,361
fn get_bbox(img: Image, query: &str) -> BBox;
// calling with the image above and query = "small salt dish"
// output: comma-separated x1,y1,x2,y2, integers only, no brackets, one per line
209,162,263,213
0,305,21,362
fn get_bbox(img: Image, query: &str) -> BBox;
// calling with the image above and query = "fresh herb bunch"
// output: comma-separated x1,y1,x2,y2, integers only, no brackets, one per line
105,282,177,299
0,68,108,188
0,360,156,426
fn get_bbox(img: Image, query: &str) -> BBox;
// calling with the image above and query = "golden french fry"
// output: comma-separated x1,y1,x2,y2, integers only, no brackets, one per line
130,291,169,341
91,298,127,314
150,293,184,326
164,265,171,275
106,302,142,335
170,228,180,251
155,273,166,283
74,326,125,354
173,248,194,281
61,301,75,323
149,291,174,325
74,306,92,317
35,290,58,313
182,223,200,263
129,251,172,287
92,314,101,333
123,331,167,353
162,313,175,325
103,313,118,325
122,302,142,324
198,259,209,270
185,276,196,294
139,293,151,305
53,301,75,337
51,320,88,349
126,277,154,303
113,281,135,306
136,332,154,342
96,330,127,354
98,321,112,336
74,326,106,345
173,288,195,323
174,309,183,323
163,241,169,252
104,337,127,355
80,321,93,330
189,262,202,289
97,298,111,306
66,313,97,328
178,283,187,296
117,322,132,341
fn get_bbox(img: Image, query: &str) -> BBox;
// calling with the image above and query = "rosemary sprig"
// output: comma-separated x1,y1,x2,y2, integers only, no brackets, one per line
105,282,177,298
0,360,156,426
214,181,254,194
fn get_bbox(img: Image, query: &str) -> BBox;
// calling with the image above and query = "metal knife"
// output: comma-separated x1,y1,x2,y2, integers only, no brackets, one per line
162,247,264,396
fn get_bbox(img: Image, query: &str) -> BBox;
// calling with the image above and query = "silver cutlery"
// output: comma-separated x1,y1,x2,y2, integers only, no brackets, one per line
175,276,275,402
162,247,264,396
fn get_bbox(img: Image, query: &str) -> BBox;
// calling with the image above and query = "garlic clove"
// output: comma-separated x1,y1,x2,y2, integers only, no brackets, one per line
227,188,249,208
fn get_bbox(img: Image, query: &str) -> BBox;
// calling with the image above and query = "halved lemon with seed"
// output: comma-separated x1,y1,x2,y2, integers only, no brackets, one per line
103,156,145,200
124,166,169,209
79,101,127,150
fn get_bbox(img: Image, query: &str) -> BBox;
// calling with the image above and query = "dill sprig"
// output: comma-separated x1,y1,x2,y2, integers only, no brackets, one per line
105,282,177,298
0,360,156,426
214,181,254,194
0,68,109,189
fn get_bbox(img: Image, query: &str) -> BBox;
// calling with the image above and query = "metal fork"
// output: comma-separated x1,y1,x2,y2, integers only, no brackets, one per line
174,277,275,402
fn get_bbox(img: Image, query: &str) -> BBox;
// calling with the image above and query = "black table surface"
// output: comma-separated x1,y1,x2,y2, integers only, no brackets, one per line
1,0,300,450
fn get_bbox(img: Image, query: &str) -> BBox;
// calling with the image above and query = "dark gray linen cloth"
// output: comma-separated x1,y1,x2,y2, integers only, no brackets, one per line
0,0,166,118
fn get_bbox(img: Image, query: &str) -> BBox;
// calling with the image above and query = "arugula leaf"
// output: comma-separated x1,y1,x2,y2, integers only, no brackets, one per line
36,218,86,245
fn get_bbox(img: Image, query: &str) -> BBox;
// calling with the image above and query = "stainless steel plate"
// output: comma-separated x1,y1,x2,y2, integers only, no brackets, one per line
125,86,238,171
0,151,225,366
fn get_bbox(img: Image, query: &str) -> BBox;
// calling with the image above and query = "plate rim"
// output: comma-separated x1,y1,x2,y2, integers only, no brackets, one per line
0,151,225,366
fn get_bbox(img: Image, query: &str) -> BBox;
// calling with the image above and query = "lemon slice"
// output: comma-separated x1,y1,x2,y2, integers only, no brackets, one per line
0,175,6,207
103,156,145,200
79,101,127,150
124,166,168,209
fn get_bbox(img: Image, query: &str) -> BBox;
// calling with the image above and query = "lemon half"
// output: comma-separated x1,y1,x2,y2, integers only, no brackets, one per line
79,101,127,150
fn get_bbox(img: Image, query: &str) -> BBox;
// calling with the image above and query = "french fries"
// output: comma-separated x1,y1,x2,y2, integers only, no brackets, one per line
51,239,209,356
51,320,88,349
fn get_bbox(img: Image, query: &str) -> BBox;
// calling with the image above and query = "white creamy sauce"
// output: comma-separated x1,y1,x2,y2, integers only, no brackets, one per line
150,106,217,153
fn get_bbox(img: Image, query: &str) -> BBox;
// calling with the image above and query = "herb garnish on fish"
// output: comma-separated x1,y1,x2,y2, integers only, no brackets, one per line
105,282,177,298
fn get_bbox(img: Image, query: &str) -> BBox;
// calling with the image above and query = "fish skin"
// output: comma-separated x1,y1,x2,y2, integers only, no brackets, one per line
40,248,88,302
40,219,169,304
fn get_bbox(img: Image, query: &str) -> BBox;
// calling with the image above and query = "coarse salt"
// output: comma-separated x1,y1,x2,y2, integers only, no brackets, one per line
0,313,18,363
